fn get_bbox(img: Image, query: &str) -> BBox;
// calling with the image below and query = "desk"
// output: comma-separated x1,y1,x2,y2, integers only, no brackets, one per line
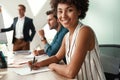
1,52,75,80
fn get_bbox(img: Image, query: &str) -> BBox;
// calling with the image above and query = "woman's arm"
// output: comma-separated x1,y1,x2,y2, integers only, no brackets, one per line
28,36,66,70
49,26,95,79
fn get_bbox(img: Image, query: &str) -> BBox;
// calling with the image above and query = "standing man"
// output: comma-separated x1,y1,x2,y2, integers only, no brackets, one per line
0,4,36,51
34,10,68,60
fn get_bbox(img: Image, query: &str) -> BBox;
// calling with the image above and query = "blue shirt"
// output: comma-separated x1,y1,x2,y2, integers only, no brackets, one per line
44,26,68,56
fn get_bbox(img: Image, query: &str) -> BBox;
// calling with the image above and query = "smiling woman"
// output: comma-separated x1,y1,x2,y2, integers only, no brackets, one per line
27,0,106,80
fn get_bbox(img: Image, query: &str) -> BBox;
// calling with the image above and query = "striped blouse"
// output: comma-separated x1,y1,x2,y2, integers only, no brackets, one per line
65,22,106,80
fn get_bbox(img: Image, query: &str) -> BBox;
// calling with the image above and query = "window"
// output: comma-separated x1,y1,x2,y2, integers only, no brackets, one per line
0,5,13,51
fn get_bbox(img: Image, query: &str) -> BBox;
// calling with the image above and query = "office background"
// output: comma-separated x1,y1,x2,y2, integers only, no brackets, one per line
0,0,119,50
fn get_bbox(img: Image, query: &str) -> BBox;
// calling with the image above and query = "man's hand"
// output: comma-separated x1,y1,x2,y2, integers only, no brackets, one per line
33,50,39,56
38,29,45,38
33,50,45,56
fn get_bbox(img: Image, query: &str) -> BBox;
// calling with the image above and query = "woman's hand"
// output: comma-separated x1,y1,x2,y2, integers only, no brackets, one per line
48,63,57,71
28,60,40,70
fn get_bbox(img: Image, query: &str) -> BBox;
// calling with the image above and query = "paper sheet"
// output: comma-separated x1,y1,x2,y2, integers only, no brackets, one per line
24,54,46,59
0,69,7,79
8,64,24,68
12,66,50,75
8,54,49,68
8,58,30,65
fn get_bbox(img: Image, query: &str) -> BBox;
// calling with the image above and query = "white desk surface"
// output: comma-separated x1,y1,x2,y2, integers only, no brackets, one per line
0,52,75,80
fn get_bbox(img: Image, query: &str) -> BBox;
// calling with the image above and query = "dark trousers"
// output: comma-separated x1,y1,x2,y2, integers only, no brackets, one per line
13,38,30,51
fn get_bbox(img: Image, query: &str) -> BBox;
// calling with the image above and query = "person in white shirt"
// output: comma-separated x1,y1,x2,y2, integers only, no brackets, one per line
0,4,36,51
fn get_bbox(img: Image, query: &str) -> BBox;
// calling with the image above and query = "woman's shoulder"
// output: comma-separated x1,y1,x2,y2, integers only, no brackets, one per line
77,25,95,41
79,25,94,34
80,25,93,31
77,25,95,50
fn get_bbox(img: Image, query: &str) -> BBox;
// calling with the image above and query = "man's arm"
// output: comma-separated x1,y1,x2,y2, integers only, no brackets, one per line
38,29,58,56
38,29,57,56
29,19,36,41
44,41,60,56
1,24,14,32
0,18,16,32
38,29,47,44
45,31,68,56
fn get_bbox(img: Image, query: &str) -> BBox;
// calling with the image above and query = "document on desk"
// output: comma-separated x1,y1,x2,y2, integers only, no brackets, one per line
12,66,50,75
0,69,7,79
24,54,49,61
24,53,46,59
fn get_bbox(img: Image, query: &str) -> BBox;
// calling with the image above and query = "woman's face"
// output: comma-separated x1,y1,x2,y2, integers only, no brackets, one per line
57,3,80,29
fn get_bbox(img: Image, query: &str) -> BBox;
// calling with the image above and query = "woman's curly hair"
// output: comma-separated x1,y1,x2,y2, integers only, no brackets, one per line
50,0,89,20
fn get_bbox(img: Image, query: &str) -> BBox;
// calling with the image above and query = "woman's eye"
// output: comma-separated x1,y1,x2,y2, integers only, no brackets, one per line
68,9,73,12
57,10,62,14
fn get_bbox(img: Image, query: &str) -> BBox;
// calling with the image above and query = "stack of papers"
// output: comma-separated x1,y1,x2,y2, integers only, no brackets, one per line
14,50,31,54
8,54,50,75
8,54,47,68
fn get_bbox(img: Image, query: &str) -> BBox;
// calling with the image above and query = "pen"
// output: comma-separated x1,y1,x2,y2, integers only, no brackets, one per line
31,56,36,71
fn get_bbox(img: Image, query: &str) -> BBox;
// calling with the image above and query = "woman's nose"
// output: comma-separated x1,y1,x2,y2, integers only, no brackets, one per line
61,11,67,18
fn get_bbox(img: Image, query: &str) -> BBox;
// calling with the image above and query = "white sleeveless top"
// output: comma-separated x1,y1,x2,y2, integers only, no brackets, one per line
65,22,106,80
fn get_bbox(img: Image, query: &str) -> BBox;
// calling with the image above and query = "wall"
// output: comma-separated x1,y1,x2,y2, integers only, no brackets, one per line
83,0,120,44
30,0,51,50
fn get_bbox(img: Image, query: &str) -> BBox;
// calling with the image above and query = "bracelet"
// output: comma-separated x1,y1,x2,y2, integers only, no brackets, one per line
41,37,46,41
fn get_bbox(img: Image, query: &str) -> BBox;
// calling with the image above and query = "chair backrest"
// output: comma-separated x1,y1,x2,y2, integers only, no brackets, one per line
99,44,120,74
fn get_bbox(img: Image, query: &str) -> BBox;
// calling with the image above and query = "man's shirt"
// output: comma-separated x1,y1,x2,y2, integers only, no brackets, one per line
44,26,68,56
